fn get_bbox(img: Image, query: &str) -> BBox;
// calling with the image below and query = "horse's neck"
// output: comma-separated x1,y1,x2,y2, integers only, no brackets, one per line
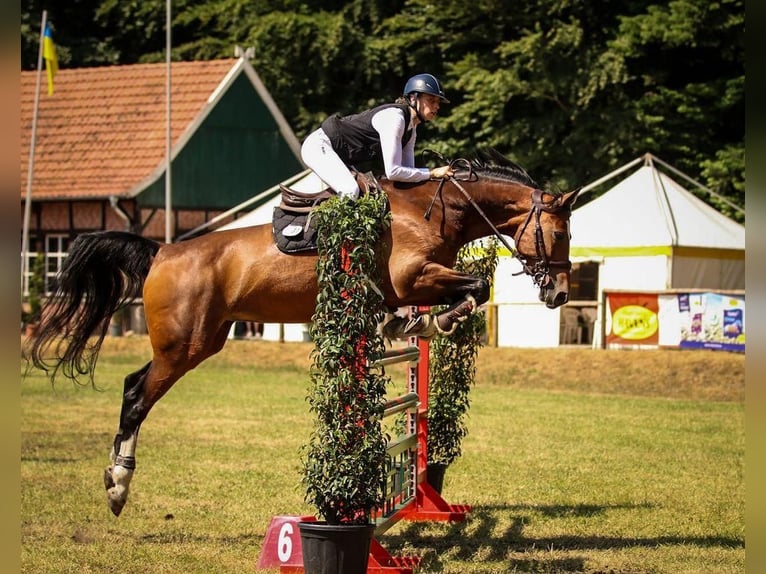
383,176,532,244
451,177,533,243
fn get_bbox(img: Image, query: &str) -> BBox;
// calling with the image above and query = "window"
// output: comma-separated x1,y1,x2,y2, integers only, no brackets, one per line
569,261,599,301
22,235,38,297
22,234,70,296
45,234,70,294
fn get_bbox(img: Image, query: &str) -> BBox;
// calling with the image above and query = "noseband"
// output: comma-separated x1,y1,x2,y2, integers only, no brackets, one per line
424,159,571,289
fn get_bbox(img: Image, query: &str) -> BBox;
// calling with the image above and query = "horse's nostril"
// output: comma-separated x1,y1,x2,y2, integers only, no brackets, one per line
553,291,568,307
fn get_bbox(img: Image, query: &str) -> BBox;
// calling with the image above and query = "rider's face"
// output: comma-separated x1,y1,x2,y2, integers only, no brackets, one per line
417,93,442,121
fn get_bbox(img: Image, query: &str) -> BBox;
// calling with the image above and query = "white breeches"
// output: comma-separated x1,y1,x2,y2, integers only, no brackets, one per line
301,128,360,200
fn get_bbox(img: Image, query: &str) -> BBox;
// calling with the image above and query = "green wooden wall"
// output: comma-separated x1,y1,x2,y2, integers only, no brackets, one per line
138,73,303,210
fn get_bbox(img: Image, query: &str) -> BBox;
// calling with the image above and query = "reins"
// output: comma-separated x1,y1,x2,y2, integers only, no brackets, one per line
423,154,571,289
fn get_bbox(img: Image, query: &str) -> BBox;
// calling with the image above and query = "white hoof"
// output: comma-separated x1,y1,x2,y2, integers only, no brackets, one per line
104,464,133,516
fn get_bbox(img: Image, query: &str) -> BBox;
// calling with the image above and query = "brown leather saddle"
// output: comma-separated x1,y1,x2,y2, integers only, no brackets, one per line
278,171,381,211
272,172,382,253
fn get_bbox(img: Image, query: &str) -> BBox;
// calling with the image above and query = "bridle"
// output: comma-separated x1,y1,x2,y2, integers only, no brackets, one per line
423,157,572,290
511,187,573,287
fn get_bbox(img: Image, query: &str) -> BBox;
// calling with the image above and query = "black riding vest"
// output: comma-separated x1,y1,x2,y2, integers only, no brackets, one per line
320,103,413,166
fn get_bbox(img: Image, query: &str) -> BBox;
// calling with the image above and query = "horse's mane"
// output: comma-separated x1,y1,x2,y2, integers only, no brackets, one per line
389,147,546,192
468,148,540,189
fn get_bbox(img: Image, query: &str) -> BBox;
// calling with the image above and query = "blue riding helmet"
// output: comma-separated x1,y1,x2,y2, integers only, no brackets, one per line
403,73,449,103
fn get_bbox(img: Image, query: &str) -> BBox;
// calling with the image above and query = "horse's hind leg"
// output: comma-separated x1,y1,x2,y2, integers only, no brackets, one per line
103,324,232,516
104,354,190,516
104,361,152,516
104,356,189,516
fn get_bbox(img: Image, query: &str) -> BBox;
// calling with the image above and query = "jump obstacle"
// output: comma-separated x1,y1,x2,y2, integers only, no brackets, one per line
256,306,472,573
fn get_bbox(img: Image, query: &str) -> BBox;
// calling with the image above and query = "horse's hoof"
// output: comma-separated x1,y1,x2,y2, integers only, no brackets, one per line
104,465,130,517
107,496,126,517
435,295,478,334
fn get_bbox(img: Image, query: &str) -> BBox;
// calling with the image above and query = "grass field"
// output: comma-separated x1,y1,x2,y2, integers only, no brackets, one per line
21,336,744,573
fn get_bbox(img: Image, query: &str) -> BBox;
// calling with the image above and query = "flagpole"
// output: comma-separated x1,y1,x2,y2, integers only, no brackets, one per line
21,10,48,301
165,0,172,243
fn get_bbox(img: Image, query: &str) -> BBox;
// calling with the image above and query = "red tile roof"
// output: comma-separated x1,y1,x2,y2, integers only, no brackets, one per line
21,59,238,201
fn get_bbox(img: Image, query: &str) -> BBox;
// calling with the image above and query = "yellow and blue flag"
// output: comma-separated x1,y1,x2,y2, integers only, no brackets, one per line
43,23,58,95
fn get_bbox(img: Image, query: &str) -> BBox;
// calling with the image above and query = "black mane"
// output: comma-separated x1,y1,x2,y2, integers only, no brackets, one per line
467,148,540,189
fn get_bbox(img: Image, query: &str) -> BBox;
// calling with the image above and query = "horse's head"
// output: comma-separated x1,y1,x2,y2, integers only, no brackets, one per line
512,188,580,308
449,150,580,309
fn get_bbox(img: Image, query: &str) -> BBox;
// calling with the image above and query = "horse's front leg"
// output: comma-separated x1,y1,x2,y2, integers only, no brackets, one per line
383,265,490,339
430,293,480,335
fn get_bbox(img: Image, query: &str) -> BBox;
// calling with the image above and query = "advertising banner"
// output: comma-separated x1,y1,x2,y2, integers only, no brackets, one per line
605,292,659,346
606,290,745,352
675,292,745,352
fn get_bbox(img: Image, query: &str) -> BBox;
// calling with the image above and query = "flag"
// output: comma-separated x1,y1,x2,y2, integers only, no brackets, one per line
43,23,58,96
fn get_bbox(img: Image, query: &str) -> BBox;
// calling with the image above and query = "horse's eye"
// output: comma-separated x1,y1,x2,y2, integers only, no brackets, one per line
554,231,567,241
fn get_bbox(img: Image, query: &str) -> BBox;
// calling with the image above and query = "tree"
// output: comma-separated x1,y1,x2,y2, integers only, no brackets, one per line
20,0,744,219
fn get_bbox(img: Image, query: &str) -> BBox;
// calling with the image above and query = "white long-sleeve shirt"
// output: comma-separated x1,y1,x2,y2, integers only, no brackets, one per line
371,107,431,182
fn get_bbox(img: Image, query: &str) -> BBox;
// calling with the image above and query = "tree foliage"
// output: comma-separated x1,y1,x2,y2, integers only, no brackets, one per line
21,0,744,220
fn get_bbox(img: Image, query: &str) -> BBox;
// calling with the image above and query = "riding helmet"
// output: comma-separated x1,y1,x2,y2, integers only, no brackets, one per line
403,73,449,103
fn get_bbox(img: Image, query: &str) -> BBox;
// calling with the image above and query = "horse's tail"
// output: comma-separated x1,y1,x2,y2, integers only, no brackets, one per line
27,231,161,384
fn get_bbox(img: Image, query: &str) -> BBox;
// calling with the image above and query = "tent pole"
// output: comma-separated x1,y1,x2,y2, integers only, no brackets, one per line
649,154,744,215
578,156,644,196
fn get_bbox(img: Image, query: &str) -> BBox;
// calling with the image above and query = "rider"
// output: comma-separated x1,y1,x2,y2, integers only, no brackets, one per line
300,73,455,200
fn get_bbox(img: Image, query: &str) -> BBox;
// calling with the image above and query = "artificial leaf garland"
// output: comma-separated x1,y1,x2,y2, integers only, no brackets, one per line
302,192,392,524
427,237,499,467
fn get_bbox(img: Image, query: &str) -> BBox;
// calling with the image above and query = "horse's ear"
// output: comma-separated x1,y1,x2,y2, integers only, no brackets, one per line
559,187,581,209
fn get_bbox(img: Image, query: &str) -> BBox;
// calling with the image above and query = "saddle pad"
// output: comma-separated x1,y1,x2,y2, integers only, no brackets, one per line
272,206,318,253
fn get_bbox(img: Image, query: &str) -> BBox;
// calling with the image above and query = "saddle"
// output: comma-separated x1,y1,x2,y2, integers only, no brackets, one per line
272,172,382,254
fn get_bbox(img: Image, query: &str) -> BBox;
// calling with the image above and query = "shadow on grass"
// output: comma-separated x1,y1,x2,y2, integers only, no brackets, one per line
379,502,743,572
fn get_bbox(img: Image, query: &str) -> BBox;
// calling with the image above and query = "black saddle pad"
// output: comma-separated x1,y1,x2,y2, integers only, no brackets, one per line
272,207,318,253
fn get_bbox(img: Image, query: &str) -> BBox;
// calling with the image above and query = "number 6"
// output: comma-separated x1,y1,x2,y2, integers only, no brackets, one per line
277,522,294,562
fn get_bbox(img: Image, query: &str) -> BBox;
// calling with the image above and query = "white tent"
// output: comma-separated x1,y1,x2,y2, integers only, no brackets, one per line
492,153,745,348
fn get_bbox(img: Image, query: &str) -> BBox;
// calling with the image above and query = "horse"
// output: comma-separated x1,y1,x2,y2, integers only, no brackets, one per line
27,150,579,516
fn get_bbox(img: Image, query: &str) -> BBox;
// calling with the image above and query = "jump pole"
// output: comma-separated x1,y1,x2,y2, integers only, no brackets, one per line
257,306,471,573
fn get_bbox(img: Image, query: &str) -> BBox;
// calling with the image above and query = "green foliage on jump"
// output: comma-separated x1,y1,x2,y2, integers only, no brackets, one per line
302,192,392,524
427,237,499,467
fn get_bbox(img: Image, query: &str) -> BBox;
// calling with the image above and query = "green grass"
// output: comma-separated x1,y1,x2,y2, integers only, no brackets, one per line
21,337,744,573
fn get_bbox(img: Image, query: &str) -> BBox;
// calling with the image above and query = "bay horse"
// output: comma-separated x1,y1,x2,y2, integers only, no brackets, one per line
27,150,579,516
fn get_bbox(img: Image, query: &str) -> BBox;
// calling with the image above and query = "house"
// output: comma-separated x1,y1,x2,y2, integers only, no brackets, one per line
21,55,304,298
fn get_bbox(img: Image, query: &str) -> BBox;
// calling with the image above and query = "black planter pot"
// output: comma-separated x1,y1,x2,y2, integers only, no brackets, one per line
298,521,375,574
426,462,449,494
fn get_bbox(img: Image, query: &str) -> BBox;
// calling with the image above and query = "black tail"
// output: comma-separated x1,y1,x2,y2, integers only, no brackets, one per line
27,231,160,384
